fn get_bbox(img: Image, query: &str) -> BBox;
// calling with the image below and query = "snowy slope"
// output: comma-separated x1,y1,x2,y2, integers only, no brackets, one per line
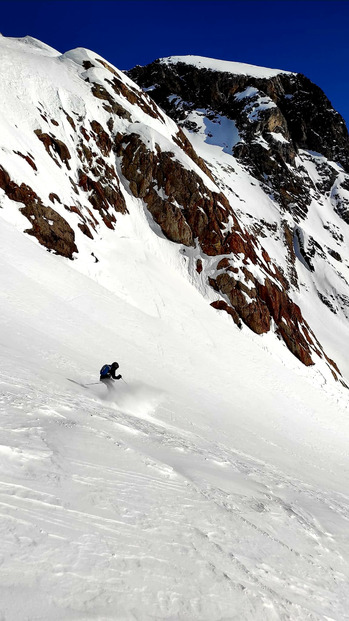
2,194,349,621
1,36,349,620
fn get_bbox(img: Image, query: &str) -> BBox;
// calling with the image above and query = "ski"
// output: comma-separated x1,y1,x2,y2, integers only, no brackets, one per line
67,378,90,389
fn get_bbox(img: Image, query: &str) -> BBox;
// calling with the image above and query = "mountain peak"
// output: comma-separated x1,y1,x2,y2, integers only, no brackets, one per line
128,54,349,381
158,54,294,79
2,34,60,57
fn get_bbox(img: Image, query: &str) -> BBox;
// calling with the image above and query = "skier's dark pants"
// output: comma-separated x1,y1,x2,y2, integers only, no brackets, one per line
100,378,115,391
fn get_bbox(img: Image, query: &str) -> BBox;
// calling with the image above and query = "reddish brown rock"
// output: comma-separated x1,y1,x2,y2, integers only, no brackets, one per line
80,126,91,142
173,129,215,182
49,193,61,204
211,300,241,326
60,107,76,130
0,166,77,258
82,60,94,70
90,82,132,120
78,222,94,239
14,151,37,171
277,321,313,366
90,120,112,156
65,204,98,235
196,258,203,274
112,130,331,366
34,129,71,169
78,169,127,224
115,132,236,253
262,249,271,263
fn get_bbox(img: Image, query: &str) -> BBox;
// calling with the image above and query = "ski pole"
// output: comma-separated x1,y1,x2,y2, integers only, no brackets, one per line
121,378,128,385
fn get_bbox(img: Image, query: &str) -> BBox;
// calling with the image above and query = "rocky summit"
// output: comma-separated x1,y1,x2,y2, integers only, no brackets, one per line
1,38,349,380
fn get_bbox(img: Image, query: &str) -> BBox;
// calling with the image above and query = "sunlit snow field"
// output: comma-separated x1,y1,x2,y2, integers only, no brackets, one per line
1,207,349,620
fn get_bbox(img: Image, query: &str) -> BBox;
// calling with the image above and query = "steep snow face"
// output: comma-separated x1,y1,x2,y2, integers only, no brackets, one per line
159,54,294,78
1,179,349,621
0,35,191,228
0,35,215,283
1,36,349,620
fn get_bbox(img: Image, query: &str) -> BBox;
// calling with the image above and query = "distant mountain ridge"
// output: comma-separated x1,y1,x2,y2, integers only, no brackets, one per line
0,37,348,382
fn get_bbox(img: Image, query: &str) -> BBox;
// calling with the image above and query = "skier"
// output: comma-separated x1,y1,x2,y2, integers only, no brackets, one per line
100,361,122,389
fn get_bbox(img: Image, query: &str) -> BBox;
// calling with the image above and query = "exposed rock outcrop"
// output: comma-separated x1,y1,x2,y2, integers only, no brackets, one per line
126,57,349,376
34,129,72,169
127,59,349,217
114,130,338,371
0,166,77,258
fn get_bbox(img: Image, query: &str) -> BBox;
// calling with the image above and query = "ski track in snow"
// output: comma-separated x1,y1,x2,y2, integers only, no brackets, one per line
0,369,349,621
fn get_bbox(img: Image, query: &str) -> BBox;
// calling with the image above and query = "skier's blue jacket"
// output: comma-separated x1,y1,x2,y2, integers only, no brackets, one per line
100,362,121,380
100,364,111,378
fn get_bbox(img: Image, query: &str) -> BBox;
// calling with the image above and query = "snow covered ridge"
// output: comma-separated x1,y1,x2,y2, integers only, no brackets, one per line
159,55,294,78
0,35,346,379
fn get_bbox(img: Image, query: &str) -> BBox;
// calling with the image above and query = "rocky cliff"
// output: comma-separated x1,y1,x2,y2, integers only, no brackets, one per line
128,56,349,380
128,57,349,214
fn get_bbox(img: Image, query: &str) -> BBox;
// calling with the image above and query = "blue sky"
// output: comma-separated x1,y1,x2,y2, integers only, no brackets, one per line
0,0,348,126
